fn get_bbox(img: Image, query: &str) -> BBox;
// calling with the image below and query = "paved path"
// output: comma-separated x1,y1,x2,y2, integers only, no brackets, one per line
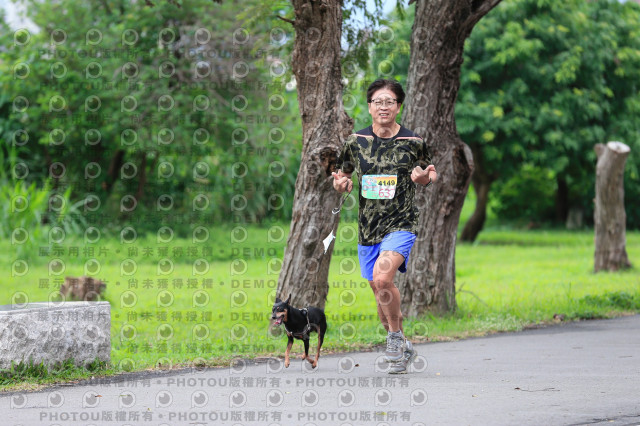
2,315,639,425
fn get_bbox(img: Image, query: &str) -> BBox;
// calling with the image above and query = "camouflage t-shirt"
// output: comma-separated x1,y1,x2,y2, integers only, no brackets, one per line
337,125,432,245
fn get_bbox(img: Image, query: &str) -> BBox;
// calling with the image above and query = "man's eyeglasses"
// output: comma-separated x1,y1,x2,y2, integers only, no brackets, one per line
370,98,398,108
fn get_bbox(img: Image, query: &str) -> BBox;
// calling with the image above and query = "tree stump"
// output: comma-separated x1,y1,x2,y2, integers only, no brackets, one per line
594,141,631,272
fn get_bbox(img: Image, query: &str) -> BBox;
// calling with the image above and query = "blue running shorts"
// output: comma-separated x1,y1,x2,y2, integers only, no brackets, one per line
357,231,417,281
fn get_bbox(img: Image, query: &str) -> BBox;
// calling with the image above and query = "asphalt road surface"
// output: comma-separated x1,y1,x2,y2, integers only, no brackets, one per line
2,315,639,425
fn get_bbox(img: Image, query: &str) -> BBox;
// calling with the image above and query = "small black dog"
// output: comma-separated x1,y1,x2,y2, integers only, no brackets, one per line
271,294,327,368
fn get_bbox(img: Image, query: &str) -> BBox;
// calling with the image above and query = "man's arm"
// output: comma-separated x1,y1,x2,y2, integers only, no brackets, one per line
411,165,437,186
333,134,355,193
412,138,437,186
331,170,353,193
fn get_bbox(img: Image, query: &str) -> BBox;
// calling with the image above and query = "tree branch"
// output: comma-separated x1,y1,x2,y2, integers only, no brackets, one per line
463,0,502,30
277,15,295,25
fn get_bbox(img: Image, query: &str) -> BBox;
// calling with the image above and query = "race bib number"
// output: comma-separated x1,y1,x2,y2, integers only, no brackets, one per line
362,175,397,199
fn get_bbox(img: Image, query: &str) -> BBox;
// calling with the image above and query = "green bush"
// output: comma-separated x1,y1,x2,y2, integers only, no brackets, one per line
492,164,556,222
624,169,640,230
0,178,86,258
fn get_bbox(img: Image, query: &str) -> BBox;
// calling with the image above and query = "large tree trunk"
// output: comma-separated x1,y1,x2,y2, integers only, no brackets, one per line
397,0,501,315
460,145,494,242
134,151,147,202
556,176,569,224
460,173,492,243
103,149,125,194
276,0,353,309
594,142,631,272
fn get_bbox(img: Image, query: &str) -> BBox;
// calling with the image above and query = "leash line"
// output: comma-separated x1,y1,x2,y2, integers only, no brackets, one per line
309,189,353,308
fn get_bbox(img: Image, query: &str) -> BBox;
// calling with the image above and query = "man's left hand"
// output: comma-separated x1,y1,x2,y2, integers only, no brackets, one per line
411,164,437,186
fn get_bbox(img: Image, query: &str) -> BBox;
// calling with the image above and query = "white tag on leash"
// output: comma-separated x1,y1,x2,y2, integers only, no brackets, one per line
322,230,336,254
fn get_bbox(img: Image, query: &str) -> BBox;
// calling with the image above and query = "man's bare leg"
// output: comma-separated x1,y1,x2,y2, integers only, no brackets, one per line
369,280,394,333
372,251,405,333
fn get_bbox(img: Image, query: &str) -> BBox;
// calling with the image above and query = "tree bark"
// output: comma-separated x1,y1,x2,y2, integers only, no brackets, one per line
594,141,631,272
460,174,492,243
276,0,353,309
397,0,502,315
103,149,125,194
556,176,569,224
461,145,494,242
134,151,147,202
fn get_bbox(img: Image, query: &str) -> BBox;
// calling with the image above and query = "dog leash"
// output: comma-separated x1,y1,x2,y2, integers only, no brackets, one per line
332,189,352,214
322,188,352,254
303,188,352,311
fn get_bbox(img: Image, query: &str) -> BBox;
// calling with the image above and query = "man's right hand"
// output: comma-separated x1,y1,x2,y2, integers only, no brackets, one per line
332,171,353,193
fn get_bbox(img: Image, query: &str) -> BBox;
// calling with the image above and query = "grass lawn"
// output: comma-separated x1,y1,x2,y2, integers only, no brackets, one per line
2,196,639,390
